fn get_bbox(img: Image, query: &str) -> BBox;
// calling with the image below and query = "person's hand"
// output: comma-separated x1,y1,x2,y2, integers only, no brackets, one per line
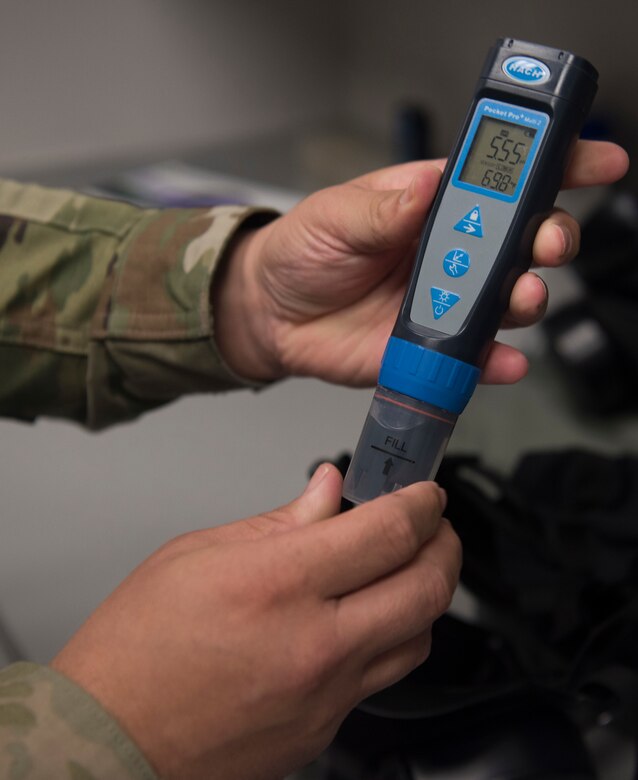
213,141,628,385
51,466,460,780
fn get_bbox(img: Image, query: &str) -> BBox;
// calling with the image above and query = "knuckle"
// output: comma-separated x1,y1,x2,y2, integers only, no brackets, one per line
254,561,298,607
424,531,460,616
378,484,445,562
380,498,421,561
226,544,297,609
287,631,342,698
300,692,350,759
256,508,295,534
445,520,464,577
367,195,392,247
427,566,455,617
148,530,202,564
413,632,433,667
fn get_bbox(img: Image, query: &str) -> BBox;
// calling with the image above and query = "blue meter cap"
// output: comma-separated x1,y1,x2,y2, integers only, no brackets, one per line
379,337,480,415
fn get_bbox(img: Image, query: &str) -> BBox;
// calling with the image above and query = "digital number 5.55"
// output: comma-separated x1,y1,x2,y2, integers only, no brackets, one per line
488,135,526,164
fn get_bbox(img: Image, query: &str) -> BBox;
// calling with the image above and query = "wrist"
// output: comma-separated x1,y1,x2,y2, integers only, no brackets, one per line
211,221,284,383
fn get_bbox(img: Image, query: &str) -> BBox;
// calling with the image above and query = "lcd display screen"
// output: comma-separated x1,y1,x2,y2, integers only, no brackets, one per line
458,117,537,197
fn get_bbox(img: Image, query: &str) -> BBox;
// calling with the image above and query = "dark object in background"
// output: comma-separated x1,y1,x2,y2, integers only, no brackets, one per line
543,300,629,413
317,451,638,778
392,104,433,163
573,192,638,294
440,451,638,684
543,191,638,414
326,696,596,780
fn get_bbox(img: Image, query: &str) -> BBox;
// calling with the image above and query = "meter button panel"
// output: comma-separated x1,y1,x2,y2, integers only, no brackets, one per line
411,186,517,335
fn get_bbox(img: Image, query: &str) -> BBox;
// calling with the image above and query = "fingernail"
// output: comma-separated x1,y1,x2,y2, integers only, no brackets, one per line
437,486,448,510
557,224,572,258
399,176,417,205
304,464,329,494
536,276,549,314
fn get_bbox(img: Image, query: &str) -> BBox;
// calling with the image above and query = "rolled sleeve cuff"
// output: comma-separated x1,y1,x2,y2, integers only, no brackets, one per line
0,662,157,779
88,205,278,429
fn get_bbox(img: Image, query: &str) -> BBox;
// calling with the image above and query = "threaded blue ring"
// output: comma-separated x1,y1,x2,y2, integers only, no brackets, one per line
379,337,480,414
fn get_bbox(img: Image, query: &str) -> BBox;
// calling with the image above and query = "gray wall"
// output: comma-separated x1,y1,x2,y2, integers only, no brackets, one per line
0,0,346,175
5,1,637,177
341,0,638,168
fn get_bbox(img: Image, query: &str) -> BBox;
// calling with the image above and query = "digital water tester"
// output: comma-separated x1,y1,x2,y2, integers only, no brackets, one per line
342,39,598,505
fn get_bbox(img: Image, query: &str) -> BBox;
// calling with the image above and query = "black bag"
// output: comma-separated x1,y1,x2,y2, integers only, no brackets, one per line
322,450,638,779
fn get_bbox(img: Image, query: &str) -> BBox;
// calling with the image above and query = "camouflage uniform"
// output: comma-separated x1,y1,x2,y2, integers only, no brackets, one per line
0,179,277,778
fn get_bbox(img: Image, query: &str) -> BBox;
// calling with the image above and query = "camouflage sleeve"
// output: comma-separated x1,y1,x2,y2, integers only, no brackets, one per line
0,662,158,779
0,182,280,776
0,179,278,429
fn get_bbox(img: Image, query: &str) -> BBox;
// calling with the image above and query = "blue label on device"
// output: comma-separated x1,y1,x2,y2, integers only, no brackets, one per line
443,249,470,277
430,287,461,319
502,56,551,84
454,206,484,237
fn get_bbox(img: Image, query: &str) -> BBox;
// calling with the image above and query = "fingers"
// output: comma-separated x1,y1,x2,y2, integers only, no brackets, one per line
154,464,344,554
349,141,627,194
562,140,629,189
480,341,529,385
297,482,446,597
489,206,581,376
348,140,627,194
284,463,345,527
532,208,580,268
501,272,548,329
361,630,432,699
335,519,461,659
236,463,344,537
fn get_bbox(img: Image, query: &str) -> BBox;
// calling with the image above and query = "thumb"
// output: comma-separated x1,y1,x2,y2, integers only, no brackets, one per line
281,463,344,527
343,165,441,253
169,464,345,549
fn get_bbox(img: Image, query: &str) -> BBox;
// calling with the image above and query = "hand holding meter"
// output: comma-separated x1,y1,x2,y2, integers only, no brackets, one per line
343,39,598,505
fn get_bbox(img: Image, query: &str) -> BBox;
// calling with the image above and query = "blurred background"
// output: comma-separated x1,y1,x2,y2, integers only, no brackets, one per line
1,0,638,775
2,0,638,187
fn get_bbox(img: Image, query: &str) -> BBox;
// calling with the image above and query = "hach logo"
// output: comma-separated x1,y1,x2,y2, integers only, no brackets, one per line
502,56,551,84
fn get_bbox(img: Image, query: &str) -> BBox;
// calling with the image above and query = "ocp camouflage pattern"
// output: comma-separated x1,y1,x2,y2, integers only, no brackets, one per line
0,663,156,779
0,178,276,776
0,178,274,428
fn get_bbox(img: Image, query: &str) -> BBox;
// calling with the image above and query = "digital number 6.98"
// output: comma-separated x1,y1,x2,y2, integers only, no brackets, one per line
481,169,514,192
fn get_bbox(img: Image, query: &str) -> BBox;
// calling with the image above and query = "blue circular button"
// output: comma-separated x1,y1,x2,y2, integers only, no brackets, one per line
443,248,470,278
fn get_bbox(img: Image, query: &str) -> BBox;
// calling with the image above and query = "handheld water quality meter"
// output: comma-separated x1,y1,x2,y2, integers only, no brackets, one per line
343,39,598,505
